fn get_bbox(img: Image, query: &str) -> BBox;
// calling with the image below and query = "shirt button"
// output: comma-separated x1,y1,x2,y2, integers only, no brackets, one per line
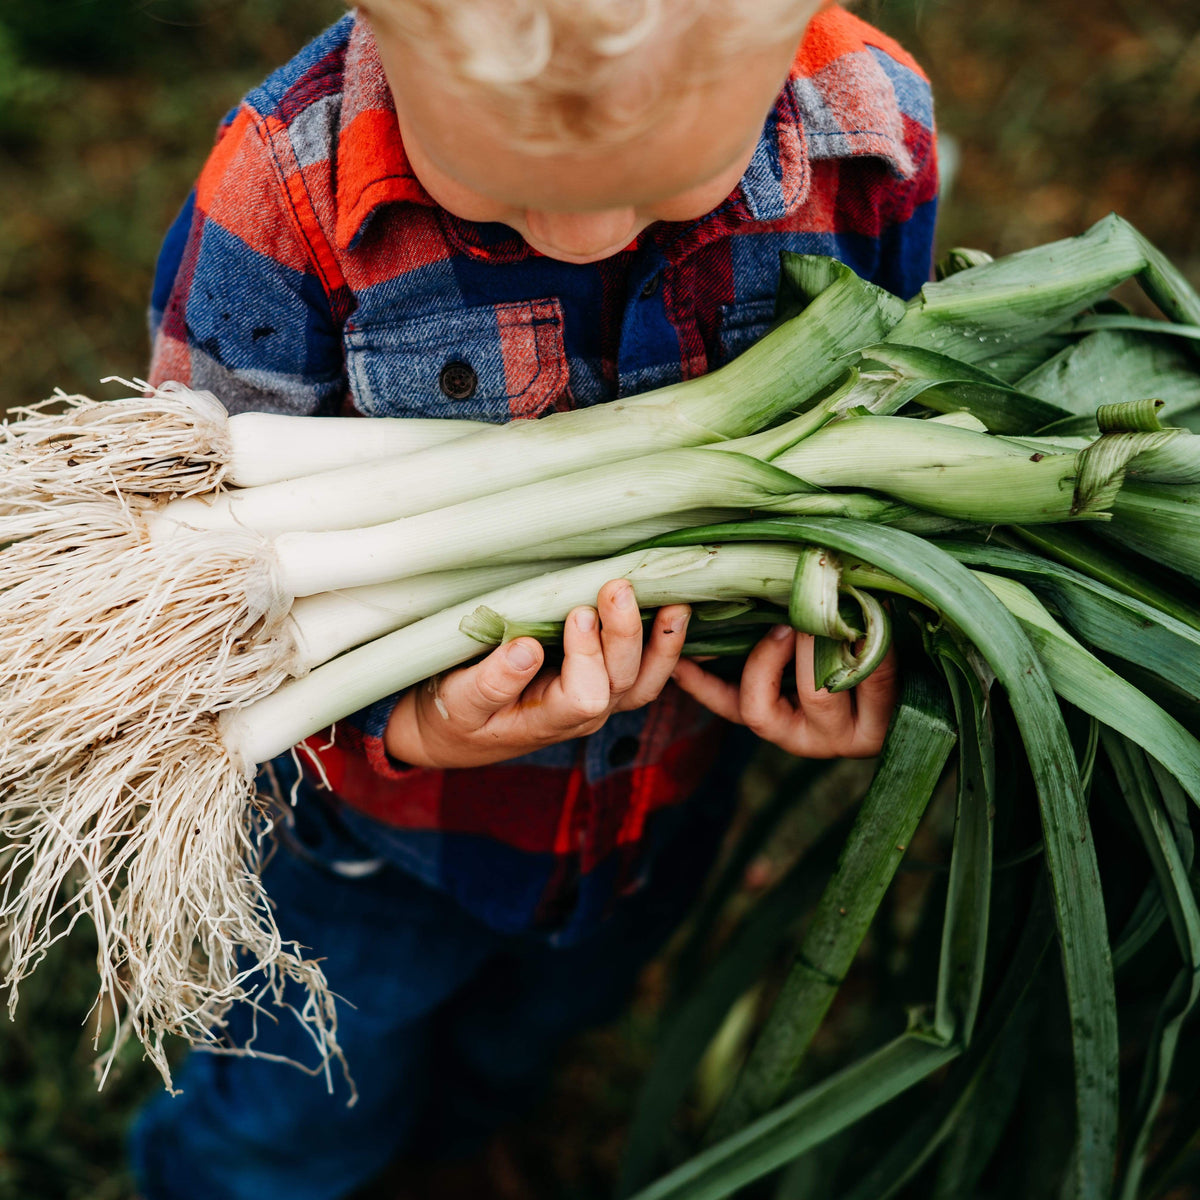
640,272,661,298
608,734,641,768
439,361,478,400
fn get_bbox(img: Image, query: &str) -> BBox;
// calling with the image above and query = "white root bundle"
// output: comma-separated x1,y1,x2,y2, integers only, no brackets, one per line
0,383,234,507
0,507,293,774
0,547,570,1088
1,714,342,1091
0,504,313,1089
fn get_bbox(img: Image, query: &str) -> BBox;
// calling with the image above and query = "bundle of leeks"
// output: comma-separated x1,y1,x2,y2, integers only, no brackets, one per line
1,213,1198,1200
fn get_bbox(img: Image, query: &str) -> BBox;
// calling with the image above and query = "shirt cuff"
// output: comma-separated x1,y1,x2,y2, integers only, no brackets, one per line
351,691,424,781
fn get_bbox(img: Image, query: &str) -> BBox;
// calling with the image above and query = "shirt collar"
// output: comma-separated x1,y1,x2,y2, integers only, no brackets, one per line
734,85,812,224
334,5,917,252
738,5,921,223
334,18,434,251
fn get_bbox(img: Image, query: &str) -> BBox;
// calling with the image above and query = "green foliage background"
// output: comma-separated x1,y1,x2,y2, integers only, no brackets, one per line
0,1,1198,1198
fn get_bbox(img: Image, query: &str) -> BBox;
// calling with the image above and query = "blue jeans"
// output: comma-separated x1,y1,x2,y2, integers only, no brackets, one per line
129,754,743,1200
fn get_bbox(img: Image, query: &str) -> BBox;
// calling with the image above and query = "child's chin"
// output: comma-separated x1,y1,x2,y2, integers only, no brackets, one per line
526,240,634,264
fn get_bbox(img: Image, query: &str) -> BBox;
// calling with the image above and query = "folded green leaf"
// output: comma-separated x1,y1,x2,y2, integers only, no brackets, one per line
974,573,1200,805
885,214,1148,364
706,666,956,1141
934,539,1200,702
858,342,1069,433
1018,329,1200,433
638,516,1119,1198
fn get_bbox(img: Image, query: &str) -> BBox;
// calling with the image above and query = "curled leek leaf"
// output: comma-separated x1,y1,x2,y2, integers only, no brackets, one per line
1097,397,1166,433
788,546,861,640
813,587,893,694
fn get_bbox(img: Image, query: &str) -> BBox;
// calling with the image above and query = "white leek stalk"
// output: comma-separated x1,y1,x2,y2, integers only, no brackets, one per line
485,509,743,562
286,560,579,669
0,380,485,505
263,451,807,596
227,543,804,764
223,412,487,486
162,270,904,535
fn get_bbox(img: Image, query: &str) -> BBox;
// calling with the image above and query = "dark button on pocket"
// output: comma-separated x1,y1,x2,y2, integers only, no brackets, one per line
439,361,478,400
345,299,567,421
608,734,641,768
640,272,661,298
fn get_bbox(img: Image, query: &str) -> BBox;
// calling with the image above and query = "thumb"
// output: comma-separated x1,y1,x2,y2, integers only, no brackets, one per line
436,637,544,727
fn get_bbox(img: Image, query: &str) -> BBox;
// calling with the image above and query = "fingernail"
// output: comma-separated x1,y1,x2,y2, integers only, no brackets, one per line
770,624,792,640
616,583,636,609
506,642,538,670
575,608,597,632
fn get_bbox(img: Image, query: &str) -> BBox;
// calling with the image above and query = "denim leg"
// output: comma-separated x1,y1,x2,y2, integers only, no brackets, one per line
421,743,749,1158
130,797,500,1200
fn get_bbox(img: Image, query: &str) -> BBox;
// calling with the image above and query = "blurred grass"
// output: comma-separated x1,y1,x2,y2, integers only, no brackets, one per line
0,930,164,1200
0,0,344,411
0,1,1199,1198
877,0,1200,266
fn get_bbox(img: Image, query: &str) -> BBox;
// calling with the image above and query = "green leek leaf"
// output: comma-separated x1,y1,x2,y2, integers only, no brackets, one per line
638,515,1119,1197
706,666,955,1140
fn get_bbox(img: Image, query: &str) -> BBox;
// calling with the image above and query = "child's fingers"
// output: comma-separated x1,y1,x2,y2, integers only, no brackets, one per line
438,637,545,728
547,605,615,725
738,625,808,737
845,643,900,755
596,579,645,695
788,629,855,744
616,604,690,710
670,656,742,723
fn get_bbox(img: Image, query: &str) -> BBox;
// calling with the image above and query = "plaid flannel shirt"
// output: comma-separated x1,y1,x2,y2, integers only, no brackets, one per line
149,5,938,941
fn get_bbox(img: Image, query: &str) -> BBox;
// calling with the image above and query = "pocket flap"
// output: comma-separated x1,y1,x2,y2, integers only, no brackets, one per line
345,298,569,421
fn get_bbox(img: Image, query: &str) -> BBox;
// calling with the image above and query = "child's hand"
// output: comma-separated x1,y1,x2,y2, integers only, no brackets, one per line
671,626,898,758
384,581,691,769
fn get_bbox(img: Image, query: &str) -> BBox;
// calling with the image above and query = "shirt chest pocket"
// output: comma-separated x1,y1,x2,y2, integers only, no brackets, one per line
344,298,570,422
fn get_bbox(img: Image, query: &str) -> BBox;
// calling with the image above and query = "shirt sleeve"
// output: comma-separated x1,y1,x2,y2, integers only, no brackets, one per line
868,79,940,301
870,153,939,301
348,692,422,780
148,104,346,416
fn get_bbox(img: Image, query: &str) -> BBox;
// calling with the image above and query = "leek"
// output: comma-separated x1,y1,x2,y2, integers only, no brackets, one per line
6,213,1200,1180
0,379,487,502
161,265,906,535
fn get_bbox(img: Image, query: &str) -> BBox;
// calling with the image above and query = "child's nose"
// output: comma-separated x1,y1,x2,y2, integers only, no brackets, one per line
523,208,640,260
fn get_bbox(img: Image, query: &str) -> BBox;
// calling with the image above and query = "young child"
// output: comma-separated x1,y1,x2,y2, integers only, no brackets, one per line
130,2,934,1197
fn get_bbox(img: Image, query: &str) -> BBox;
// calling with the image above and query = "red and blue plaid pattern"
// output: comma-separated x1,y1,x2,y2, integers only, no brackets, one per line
149,5,938,940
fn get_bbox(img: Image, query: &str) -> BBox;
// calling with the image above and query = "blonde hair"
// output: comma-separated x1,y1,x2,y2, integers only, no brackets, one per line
363,0,821,151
